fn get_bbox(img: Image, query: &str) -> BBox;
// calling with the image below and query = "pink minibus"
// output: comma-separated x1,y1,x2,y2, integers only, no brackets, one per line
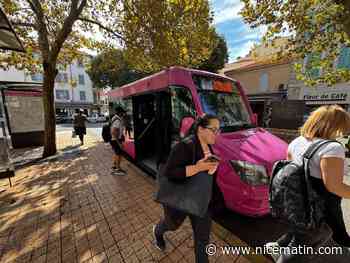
108,67,288,217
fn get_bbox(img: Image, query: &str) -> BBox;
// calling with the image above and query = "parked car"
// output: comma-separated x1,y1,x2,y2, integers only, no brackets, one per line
64,116,74,123
88,114,106,123
56,115,73,123
97,115,107,122
56,115,64,124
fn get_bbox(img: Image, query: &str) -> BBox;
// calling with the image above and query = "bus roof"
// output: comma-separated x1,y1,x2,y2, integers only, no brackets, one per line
108,66,237,99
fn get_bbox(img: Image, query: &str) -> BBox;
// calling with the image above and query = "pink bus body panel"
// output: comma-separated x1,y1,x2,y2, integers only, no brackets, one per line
179,117,195,137
213,129,288,216
108,67,288,217
122,139,135,159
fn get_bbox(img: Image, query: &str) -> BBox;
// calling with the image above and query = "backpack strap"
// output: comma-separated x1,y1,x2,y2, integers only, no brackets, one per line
302,139,341,225
303,139,339,160
302,139,341,180
111,115,121,125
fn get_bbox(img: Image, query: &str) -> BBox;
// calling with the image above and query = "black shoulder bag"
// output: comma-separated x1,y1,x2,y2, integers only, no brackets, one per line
154,138,213,218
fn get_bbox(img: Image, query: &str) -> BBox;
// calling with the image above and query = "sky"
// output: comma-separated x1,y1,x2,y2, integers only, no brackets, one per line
210,0,266,62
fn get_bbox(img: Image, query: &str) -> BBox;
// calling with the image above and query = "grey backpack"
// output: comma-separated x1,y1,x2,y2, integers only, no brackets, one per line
269,140,338,230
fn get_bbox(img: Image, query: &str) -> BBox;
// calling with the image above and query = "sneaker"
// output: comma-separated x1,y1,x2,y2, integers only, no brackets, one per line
118,168,127,174
112,168,126,176
152,225,166,251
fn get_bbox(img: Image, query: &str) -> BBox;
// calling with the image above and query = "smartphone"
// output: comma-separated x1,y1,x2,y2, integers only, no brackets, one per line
205,155,221,162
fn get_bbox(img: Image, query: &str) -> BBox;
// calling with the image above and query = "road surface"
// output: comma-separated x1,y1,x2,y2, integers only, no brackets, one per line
56,123,103,139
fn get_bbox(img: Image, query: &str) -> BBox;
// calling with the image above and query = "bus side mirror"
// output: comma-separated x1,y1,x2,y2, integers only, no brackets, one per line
252,113,258,126
180,116,195,138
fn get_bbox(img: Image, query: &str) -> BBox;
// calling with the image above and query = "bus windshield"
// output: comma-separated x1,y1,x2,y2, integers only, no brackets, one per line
192,75,253,132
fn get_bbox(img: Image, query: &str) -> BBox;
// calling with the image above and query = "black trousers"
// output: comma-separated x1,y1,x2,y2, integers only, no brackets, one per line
276,198,350,262
155,205,212,263
74,127,86,143
324,195,350,247
310,177,350,246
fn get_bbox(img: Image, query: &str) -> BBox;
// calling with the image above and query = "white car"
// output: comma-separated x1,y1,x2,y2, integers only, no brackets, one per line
96,115,106,122
87,116,97,123
88,115,106,123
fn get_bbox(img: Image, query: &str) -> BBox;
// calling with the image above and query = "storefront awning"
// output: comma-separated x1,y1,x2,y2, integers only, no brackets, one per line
0,8,25,52
305,100,348,105
248,91,287,102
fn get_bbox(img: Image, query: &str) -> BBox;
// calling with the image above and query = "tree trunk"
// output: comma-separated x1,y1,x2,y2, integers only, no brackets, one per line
42,64,57,157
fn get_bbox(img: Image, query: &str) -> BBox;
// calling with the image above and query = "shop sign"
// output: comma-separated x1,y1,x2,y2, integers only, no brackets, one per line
303,92,347,101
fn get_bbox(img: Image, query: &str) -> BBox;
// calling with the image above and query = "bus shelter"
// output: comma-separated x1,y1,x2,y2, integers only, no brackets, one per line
0,8,25,186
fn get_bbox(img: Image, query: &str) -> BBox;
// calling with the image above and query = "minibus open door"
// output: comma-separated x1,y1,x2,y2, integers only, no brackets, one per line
154,91,172,169
132,91,172,173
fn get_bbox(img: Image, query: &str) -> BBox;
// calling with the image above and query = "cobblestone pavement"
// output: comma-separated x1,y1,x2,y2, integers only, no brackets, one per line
0,132,248,263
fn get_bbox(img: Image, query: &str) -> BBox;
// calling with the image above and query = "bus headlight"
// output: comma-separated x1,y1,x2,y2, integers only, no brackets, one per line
229,160,269,186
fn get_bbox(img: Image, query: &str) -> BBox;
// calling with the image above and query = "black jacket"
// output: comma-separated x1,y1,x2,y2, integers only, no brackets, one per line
161,135,224,213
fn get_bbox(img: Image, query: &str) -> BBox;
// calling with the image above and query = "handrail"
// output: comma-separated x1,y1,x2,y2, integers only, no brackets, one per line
137,117,155,141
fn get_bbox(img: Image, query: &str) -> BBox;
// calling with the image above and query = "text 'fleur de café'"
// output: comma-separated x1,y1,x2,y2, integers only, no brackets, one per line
301,86,350,110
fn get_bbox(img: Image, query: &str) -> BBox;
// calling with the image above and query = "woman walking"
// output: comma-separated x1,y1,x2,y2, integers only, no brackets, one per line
153,114,223,263
73,109,87,145
272,105,350,262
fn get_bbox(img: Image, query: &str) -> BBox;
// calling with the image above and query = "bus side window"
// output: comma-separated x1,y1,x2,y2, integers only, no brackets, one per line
169,86,196,147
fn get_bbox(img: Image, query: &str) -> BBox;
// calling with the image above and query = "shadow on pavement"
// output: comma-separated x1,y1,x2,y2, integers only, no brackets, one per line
213,208,287,247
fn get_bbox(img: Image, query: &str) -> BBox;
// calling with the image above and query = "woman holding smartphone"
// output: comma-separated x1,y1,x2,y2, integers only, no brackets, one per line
153,114,223,263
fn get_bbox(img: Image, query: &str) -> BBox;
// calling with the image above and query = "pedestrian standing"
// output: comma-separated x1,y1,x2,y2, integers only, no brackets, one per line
110,106,127,175
153,114,223,263
73,109,87,145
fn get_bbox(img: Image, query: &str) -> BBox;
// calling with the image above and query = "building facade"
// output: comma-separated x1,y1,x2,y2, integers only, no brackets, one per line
91,86,110,117
223,42,350,129
99,87,111,116
288,47,350,117
0,57,96,117
222,57,291,127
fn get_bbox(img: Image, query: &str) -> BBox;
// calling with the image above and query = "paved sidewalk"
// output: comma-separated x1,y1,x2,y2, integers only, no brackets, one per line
0,132,249,263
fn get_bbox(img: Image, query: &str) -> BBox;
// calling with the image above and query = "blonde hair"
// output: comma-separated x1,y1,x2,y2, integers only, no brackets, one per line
300,105,350,139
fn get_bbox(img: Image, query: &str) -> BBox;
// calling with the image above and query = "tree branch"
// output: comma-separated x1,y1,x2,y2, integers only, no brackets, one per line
336,0,350,38
78,16,127,43
11,21,37,29
26,0,50,61
51,0,87,60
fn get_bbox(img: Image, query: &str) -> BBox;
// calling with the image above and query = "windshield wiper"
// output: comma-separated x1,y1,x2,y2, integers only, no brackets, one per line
240,122,256,129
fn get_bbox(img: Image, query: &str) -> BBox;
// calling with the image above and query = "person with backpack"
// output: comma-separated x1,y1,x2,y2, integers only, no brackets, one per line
153,114,223,263
73,109,88,145
110,106,127,175
269,105,350,262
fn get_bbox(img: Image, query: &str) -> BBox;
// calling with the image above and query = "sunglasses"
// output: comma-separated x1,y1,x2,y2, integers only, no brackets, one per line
205,126,221,134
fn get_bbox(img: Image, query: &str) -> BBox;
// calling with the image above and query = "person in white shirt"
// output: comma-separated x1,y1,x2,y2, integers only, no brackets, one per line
110,106,126,175
269,105,350,263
